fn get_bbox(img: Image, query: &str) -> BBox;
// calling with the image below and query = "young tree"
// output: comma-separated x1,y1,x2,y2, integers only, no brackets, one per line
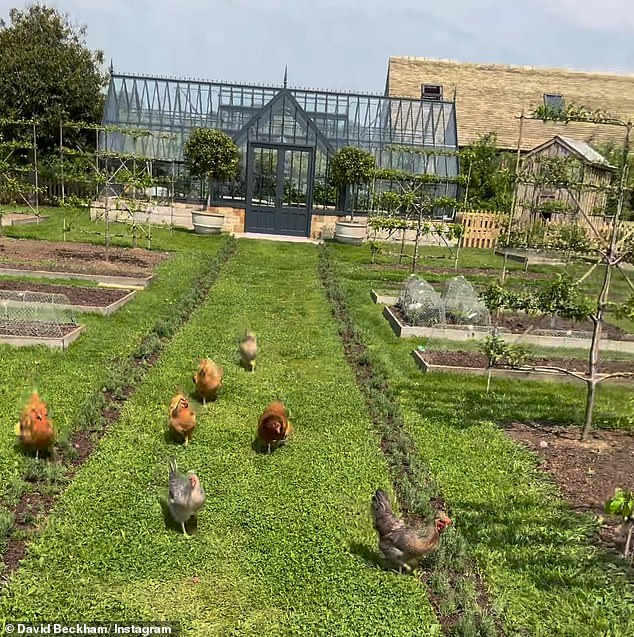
184,128,240,208
330,146,376,222
0,4,108,151
459,132,514,212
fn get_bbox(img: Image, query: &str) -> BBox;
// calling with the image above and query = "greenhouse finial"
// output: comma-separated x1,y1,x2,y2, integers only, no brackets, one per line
283,65,288,88
109,59,114,75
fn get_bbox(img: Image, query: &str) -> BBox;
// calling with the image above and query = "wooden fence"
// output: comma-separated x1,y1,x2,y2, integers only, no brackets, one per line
459,211,503,248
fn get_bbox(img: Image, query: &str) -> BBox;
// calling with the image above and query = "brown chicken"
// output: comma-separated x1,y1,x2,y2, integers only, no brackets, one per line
371,489,451,573
15,390,55,458
256,401,293,453
192,359,223,405
168,393,197,446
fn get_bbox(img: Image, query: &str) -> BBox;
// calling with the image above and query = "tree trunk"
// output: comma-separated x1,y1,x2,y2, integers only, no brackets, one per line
411,209,422,273
206,177,212,209
581,123,630,440
624,522,633,561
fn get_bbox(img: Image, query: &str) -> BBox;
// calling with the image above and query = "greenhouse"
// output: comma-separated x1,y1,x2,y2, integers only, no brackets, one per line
101,72,460,237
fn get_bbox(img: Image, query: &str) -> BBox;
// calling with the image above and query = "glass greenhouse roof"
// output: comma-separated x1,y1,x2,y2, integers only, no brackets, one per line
102,73,459,177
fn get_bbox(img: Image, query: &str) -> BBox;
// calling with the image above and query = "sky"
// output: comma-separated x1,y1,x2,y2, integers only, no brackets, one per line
1,0,633,92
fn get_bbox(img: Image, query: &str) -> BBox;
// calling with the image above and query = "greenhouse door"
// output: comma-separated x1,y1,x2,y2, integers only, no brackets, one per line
246,143,314,237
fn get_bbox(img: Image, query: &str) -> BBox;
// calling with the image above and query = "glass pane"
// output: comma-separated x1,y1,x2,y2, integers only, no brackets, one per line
281,150,310,208
252,147,277,206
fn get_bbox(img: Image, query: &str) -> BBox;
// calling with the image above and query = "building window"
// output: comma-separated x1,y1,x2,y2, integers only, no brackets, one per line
421,84,443,101
543,93,565,111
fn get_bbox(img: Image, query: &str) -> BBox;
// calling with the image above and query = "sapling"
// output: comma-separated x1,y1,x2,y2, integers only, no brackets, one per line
605,488,634,562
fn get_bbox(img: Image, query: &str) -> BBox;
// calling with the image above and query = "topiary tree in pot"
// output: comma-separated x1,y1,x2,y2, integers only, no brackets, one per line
184,128,240,234
330,146,376,245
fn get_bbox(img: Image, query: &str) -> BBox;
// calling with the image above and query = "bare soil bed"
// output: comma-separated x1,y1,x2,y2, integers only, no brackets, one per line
504,421,634,561
0,320,79,338
0,280,131,306
423,349,634,374
0,238,167,276
391,305,632,341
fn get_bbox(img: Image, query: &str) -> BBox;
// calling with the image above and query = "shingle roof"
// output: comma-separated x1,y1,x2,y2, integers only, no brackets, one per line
386,57,634,151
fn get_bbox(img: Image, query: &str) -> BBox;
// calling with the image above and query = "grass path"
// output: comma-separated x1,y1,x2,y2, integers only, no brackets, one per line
0,240,440,636
329,243,634,637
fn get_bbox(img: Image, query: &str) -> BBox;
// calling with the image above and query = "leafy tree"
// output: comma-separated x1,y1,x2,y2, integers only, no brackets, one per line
459,132,513,212
183,128,240,208
329,146,376,221
0,4,108,151
593,140,634,219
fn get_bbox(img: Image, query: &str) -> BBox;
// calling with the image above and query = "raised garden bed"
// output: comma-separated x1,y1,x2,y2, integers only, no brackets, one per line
0,238,165,287
0,280,136,316
494,248,568,266
411,348,634,385
1,213,50,226
384,305,634,354
0,320,85,349
504,422,634,561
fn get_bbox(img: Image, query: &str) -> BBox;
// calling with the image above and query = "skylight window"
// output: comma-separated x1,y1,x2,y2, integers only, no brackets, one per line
543,93,565,111
421,84,443,101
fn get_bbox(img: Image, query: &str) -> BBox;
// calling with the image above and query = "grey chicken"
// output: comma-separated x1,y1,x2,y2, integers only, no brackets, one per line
168,458,206,536
371,489,451,573
239,329,258,372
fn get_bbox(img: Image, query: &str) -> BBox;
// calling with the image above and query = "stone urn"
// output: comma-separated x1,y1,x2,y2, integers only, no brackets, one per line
191,210,225,235
334,220,368,246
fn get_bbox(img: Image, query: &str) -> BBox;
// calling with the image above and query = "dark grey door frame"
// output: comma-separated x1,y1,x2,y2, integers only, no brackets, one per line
246,141,315,237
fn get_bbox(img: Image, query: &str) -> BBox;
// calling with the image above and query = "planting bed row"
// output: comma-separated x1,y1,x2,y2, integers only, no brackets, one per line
383,305,634,353
0,238,166,277
0,280,136,316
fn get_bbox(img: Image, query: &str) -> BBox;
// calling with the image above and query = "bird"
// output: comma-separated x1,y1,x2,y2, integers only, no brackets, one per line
192,359,223,405
239,329,258,373
256,401,292,454
167,459,206,537
168,393,196,446
371,489,451,574
15,390,55,459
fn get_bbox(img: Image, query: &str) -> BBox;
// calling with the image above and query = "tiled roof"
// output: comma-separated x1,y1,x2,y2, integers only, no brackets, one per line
387,57,634,150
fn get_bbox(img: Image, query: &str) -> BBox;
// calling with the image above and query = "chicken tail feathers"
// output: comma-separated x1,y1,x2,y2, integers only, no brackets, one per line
371,489,397,534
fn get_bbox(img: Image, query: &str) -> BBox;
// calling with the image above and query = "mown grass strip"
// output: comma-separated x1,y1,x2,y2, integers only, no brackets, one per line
320,244,503,636
0,237,236,579
0,240,441,636
329,242,634,637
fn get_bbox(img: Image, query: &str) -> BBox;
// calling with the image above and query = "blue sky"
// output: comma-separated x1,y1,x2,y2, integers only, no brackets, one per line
2,0,632,92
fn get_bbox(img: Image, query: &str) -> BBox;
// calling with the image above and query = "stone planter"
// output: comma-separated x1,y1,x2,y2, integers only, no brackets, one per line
191,211,225,235
334,220,367,245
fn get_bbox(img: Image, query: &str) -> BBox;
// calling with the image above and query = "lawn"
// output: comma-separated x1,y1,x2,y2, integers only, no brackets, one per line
0,240,440,636
327,241,634,637
0,212,633,636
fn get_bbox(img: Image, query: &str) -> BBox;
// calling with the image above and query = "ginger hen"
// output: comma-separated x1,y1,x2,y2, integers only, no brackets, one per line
168,393,196,446
167,459,206,537
371,489,451,573
239,329,258,372
192,359,223,405
15,390,55,458
256,401,292,454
